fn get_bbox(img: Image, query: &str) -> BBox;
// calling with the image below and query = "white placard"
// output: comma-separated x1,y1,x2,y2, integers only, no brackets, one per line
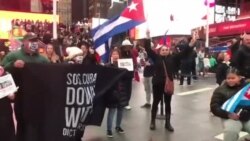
0,74,18,99
118,59,134,71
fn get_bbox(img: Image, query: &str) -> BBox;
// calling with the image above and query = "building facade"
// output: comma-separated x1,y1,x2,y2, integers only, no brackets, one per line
57,0,72,25
88,0,111,18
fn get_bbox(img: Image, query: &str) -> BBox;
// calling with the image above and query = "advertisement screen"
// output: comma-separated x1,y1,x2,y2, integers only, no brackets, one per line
0,10,58,39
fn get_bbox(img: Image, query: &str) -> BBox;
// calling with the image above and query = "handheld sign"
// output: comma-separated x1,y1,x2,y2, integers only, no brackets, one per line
0,74,18,99
118,58,134,71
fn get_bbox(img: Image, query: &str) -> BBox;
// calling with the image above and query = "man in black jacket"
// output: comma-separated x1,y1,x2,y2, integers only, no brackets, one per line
233,34,250,78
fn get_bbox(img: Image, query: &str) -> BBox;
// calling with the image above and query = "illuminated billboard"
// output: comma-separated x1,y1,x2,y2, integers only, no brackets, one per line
0,10,59,39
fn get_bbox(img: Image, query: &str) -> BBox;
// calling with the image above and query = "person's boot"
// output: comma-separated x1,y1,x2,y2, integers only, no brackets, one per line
187,77,191,86
150,120,156,130
165,114,174,132
179,76,184,85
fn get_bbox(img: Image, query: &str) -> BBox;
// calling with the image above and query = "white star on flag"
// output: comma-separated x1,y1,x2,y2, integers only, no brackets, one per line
245,88,250,99
128,2,138,12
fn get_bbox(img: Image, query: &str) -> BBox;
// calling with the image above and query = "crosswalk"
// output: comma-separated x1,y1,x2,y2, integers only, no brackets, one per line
176,87,215,96
215,132,248,140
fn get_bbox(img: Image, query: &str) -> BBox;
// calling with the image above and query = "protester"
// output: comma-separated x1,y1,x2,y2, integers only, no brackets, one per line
203,54,211,76
232,33,250,78
171,47,181,80
178,37,196,85
105,49,129,137
216,53,230,85
210,68,250,141
197,48,205,76
0,50,7,63
64,46,83,64
79,42,99,65
1,32,49,141
141,46,154,108
41,43,60,63
0,66,15,141
144,31,174,131
191,49,198,80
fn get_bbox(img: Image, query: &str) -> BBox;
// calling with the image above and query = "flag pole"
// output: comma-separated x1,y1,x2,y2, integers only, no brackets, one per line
53,0,58,39
205,2,210,48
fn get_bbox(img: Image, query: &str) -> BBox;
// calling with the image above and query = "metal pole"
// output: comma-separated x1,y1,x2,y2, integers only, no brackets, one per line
205,2,210,48
53,0,58,39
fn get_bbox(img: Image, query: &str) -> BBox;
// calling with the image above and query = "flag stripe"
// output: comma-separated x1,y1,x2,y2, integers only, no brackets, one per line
222,84,250,113
93,20,141,47
238,100,250,106
93,17,130,41
92,0,145,62
225,89,243,112
96,44,106,56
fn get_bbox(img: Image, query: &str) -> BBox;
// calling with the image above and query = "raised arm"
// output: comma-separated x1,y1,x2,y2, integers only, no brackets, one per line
144,31,157,63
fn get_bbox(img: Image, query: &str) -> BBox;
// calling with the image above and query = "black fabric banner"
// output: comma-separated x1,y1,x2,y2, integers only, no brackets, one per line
18,63,126,141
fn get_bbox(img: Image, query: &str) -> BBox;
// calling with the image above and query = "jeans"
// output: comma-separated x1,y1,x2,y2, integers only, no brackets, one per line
107,108,124,131
223,119,250,141
143,77,152,104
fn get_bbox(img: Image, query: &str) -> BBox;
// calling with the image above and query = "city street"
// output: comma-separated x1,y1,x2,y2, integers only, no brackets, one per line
83,75,229,141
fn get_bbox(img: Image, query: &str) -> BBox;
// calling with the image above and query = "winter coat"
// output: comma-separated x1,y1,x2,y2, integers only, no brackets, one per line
210,81,246,119
233,45,250,78
144,39,174,85
178,43,194,75
105,64,129,108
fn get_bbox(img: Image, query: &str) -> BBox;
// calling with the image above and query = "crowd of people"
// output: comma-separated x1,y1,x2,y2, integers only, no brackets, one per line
1,17,250,141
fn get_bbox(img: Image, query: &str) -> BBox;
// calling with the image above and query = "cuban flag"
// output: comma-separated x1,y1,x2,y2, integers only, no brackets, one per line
92,0,145,58
222,84,250,113
156,30,170,49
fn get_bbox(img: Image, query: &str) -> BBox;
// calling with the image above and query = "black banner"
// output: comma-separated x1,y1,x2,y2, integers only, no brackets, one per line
18,63,126,141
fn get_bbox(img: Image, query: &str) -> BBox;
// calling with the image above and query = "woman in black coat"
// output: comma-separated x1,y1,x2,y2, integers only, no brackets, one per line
144,33,174,131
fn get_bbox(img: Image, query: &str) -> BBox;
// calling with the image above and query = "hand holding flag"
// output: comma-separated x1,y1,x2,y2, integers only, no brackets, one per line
222,84,250,113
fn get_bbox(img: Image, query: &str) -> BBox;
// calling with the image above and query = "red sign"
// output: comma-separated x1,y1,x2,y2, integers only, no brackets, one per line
209,18,250,37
